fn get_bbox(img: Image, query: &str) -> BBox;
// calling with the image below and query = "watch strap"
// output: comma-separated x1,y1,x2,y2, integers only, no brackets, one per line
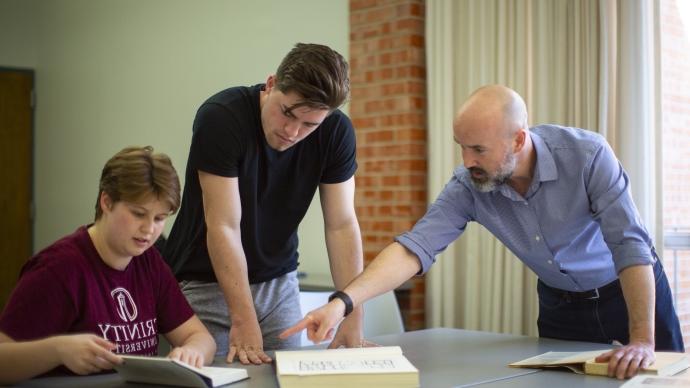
328,290,354,317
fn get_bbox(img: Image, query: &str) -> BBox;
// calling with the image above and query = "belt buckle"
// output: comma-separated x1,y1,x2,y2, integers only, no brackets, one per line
585,288,600,300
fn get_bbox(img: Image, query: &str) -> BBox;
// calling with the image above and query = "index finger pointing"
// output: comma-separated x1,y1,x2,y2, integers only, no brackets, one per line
279,317,312,339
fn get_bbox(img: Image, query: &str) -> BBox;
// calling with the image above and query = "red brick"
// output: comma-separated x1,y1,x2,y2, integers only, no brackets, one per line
395,18,424,32
350,0,378,11
395,190,427,202
365,7,396,24
380,190,394,201
396,128,427,141
352,117,377,129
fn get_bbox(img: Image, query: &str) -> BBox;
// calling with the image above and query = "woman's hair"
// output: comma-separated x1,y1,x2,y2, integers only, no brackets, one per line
94,146,180,220
274,43,350,111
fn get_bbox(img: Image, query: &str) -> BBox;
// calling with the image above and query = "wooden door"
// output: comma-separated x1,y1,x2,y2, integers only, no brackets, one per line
0,69,34,310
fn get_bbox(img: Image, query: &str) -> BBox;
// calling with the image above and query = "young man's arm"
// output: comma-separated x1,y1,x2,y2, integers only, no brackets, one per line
165,315,216,367
199,171,271,365
318,177,364,347
0,331,122,384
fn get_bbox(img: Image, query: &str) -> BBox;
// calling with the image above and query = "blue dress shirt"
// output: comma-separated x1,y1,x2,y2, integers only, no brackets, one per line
396,124,655,292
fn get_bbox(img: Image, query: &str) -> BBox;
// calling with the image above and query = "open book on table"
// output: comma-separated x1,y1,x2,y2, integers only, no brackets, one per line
275,345,419,388
114,355,248,387
510,350,689,377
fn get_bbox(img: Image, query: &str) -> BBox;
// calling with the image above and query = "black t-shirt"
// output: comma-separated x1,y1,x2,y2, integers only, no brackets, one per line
164,84,357,284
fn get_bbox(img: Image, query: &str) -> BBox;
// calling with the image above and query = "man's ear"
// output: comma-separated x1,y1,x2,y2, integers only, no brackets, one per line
265,74,276,91
513,129,527,152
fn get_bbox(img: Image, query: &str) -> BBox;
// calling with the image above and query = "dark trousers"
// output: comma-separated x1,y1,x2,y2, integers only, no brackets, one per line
537,259,684,351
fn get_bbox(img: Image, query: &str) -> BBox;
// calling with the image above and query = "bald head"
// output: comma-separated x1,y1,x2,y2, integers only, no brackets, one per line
454,85,528,138
453,85,533,192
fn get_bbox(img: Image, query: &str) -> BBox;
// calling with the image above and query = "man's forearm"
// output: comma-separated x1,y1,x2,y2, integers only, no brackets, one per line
206,225,257,322
325,221,364,290
343,242,421,309
325,222,364,318
618,264,655,345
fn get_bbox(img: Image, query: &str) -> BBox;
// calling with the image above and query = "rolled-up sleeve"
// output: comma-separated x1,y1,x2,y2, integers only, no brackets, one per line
395,172,473,274
587,141,655,273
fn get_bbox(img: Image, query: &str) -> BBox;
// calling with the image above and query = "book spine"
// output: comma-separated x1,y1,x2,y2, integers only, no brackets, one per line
583,362,609,376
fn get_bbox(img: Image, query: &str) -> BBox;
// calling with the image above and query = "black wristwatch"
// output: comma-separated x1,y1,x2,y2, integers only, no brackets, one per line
328,290,354,317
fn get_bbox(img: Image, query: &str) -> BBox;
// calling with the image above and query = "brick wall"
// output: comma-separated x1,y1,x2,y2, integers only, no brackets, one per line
660,0,690,348
349,0,427,330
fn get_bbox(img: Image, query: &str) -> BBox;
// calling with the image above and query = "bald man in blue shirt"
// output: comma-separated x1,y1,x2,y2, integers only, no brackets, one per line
281,85,684,380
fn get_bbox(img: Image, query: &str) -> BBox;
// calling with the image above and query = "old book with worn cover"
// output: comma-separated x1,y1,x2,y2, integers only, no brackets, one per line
510,350,689,377
114,355,249,387
584,352,690,377
275,346,419,388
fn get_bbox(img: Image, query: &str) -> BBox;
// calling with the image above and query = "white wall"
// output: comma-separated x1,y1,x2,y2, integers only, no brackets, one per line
0,0,348,276
0,0,38,68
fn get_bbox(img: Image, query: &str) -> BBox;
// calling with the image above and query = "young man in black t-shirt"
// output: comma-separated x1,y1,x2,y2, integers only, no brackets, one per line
164,43,364,365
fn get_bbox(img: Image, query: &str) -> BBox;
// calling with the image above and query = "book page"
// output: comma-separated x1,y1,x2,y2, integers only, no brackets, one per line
279,345,403,359
510,350,609,367
621,375,690,387
171,360,245,380
197,366,247,380
276,346,418,376
117,355,247,387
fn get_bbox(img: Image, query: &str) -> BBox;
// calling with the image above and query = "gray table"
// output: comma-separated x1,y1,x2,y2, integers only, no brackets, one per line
371,328,625,388
17,328,653,387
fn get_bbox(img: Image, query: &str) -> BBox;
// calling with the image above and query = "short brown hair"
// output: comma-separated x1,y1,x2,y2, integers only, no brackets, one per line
94,146,180,220
275,43,350,111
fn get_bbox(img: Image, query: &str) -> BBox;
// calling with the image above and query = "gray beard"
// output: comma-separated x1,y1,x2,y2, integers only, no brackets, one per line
468,153,516,193
471,177,500,193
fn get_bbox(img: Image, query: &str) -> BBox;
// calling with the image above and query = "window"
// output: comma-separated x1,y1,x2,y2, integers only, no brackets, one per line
661,0,690,346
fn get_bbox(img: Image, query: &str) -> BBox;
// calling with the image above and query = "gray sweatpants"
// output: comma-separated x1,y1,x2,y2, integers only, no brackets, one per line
180,271,302,356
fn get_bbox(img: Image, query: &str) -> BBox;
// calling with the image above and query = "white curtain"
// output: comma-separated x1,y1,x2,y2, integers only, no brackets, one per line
598,0,661,244
425,0,658,336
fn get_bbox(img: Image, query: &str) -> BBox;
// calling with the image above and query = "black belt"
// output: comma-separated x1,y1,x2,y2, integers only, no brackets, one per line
540,278,620,300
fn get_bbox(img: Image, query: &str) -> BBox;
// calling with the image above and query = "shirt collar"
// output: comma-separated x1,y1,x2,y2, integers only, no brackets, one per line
530,131,558,182
495,131,557,200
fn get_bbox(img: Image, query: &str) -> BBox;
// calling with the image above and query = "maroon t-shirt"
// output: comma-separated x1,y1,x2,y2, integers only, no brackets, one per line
0,226,194,356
